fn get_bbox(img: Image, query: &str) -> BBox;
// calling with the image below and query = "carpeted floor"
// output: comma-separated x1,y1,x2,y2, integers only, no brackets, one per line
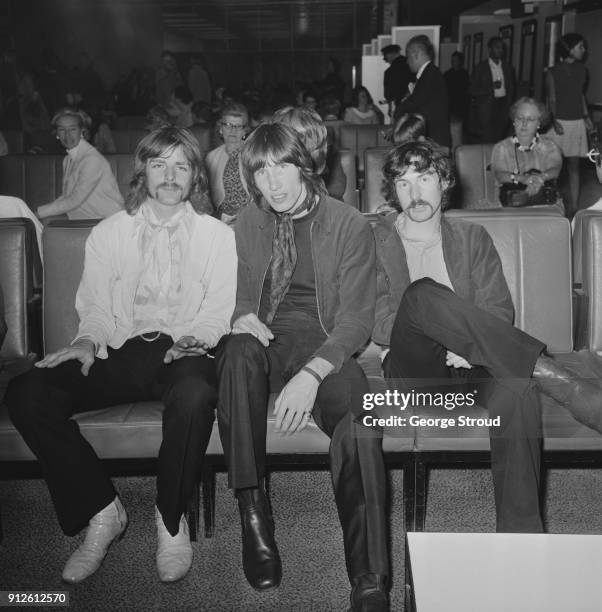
2,467,602,611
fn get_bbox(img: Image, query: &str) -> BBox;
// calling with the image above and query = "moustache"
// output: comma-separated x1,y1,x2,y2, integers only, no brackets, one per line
408,199,432,209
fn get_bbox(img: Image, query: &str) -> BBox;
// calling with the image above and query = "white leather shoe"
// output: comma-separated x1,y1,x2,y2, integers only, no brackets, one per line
155,507,193,582
62,497,128,584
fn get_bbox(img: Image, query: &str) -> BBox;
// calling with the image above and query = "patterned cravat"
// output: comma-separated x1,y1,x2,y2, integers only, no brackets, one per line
220,149,249,216
265,194,316,324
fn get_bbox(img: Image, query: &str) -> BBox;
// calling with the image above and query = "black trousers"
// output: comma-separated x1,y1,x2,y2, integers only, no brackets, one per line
478,96,510,144
385,279,545,533
6,336,217,537
215,328,388,582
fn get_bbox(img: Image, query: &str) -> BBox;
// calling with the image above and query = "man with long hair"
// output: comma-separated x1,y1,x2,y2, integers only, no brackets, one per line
373,139,602,533
215,122,389,611
6,126,236,584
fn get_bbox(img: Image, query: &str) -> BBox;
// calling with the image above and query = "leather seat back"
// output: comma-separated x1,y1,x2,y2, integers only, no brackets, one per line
454,144,497,208
363,147,390,213
340,124,387,176
572,209,602,286
43,220,98,353
112,129,147,153
446,210,573,353
582,216,602,352
0,219,35,360
0,155,63,212
106,154,135,201
3,130,24,154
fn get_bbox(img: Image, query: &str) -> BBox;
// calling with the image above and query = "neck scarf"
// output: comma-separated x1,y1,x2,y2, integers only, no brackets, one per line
265,191,316,324
132,202,190,332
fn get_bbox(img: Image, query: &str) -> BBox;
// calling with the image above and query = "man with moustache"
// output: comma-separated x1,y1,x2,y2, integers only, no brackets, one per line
216,122,389,611
6,126,236,584
372,139,602,534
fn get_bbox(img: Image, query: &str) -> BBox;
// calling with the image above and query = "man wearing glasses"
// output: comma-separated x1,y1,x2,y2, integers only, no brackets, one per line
205,103,251,223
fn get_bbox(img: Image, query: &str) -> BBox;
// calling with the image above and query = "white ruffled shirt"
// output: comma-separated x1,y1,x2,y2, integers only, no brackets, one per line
131,202,191,338
73,201,237,357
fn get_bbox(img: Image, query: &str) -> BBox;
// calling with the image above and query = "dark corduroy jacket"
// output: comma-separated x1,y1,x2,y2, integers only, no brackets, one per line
371,211,514,346
233,195,376,372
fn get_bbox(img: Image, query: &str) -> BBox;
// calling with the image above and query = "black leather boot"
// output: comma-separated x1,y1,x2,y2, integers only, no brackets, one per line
533,354,602,432
236,485,282,591
349,574,389,612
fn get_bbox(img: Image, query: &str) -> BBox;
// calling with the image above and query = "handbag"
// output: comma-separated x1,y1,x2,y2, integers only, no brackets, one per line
499,140,561,207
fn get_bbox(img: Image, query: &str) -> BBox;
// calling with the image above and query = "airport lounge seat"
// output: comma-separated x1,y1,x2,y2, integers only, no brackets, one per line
0,220,415,541
410,211,602,532
2,212,602,543
0,219,42,540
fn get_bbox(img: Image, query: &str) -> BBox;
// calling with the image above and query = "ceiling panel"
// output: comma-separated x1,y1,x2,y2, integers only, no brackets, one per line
161,0,490,45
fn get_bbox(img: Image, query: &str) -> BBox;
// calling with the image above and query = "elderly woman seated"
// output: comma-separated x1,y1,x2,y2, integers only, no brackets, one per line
36,108,124,220
204,102,250,224
491,97,564,214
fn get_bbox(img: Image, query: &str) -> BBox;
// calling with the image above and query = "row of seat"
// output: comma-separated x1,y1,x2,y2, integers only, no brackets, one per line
4,142,600,286
1,209,602,542
0,140,512,214
2,124,478,213
0,147,359,212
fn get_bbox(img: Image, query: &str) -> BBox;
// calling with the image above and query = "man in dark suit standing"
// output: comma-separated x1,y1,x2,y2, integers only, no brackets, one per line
470,36,516,144
396,35,450,149
381,44,412,120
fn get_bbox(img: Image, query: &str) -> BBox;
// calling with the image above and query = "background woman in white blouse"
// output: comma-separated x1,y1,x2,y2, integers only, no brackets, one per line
343,86,383,125
36,108,124,220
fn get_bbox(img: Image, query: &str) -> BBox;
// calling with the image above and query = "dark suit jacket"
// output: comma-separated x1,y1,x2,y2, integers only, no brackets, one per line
397,62,450,148
470,59,516,107
384,55,412,105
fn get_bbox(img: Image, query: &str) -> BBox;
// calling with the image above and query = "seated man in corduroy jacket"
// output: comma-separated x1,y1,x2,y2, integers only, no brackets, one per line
372,138,602,534
216,122,389,611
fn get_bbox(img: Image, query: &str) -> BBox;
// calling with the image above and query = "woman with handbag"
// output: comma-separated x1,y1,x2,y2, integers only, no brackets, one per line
491,97,564,214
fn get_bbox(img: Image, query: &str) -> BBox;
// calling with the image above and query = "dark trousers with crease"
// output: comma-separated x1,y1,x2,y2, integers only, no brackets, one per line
385,278,545,533
215,329,389,582
6,335,217,537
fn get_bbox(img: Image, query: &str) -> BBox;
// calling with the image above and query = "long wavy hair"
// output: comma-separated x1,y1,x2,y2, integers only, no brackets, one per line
125,126,211,215
383,139,455,211
240,122,326,212
272,106,328,174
